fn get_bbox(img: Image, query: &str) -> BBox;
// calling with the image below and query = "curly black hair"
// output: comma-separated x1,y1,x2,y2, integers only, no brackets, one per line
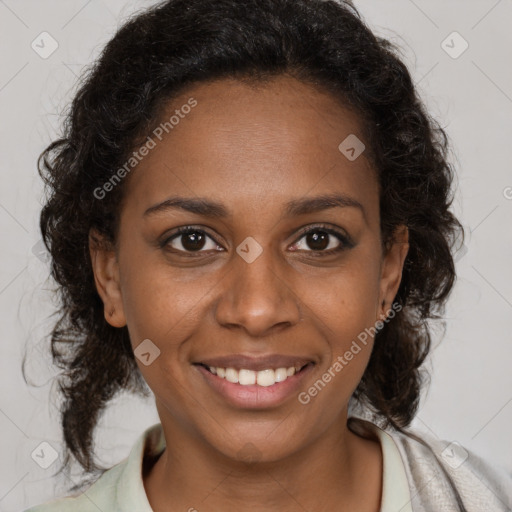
31,0,463,491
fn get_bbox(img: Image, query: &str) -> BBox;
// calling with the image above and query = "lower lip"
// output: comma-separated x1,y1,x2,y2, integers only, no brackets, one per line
194,364,315,409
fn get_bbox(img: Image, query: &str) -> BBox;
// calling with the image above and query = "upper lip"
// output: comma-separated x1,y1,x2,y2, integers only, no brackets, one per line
195,354,315,371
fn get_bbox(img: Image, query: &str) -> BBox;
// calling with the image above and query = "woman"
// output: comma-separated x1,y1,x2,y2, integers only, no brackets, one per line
25,0,512,510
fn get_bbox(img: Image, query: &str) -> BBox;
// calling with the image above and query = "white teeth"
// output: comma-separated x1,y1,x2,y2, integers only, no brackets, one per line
256,369,275,387
225,368,239,383
274,368,288,382
207,365,306,386
239,369,256,385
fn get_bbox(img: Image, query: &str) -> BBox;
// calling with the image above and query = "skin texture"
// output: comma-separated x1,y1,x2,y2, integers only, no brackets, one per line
90,75,409,512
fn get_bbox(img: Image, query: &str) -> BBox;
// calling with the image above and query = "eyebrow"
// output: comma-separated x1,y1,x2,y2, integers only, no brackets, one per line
144,193,366,220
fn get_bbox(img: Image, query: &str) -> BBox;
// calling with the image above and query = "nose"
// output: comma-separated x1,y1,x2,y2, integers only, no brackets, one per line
214,245,302,337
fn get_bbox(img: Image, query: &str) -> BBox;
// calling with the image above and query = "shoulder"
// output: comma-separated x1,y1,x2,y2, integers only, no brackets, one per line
23,463,125,512
388,425,512,511
348,415,512,511
23,423,164,512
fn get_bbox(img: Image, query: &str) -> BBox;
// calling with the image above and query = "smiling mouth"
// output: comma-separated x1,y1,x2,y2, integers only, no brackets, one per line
195,363,312,387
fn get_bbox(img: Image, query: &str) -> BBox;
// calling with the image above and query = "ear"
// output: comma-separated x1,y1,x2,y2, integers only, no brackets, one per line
377,225,409,321
89,228,127,328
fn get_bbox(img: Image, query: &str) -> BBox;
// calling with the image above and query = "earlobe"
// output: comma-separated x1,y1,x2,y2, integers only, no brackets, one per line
89,229,127,328
378,225,409,320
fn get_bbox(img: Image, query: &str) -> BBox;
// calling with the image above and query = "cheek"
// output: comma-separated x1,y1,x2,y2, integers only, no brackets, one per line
294,254,381,397
117,227,219,341
294,282,379,419
118,259,215,424
302,257,381,342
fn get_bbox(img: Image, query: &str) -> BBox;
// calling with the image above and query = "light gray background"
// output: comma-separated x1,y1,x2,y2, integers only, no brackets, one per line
1,0,511,510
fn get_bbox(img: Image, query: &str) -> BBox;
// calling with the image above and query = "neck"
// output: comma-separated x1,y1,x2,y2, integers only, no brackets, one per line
144,412,382,512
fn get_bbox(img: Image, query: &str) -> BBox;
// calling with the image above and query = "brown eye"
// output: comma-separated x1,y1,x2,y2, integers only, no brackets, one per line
305,231,330,251
290,225,354,254
179,230,207,251
163,228,221,254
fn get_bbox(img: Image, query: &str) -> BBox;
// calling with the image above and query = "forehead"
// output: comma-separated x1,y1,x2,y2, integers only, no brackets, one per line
122,75,377,220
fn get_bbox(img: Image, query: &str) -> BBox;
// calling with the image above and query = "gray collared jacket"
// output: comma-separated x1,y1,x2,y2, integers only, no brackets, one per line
349,415,512,511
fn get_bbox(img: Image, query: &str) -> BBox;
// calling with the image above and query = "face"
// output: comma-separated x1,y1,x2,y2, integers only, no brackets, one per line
91,75,408,463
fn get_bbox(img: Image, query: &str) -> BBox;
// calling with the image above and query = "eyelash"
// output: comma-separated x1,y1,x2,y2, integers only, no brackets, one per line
160,224,354,257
